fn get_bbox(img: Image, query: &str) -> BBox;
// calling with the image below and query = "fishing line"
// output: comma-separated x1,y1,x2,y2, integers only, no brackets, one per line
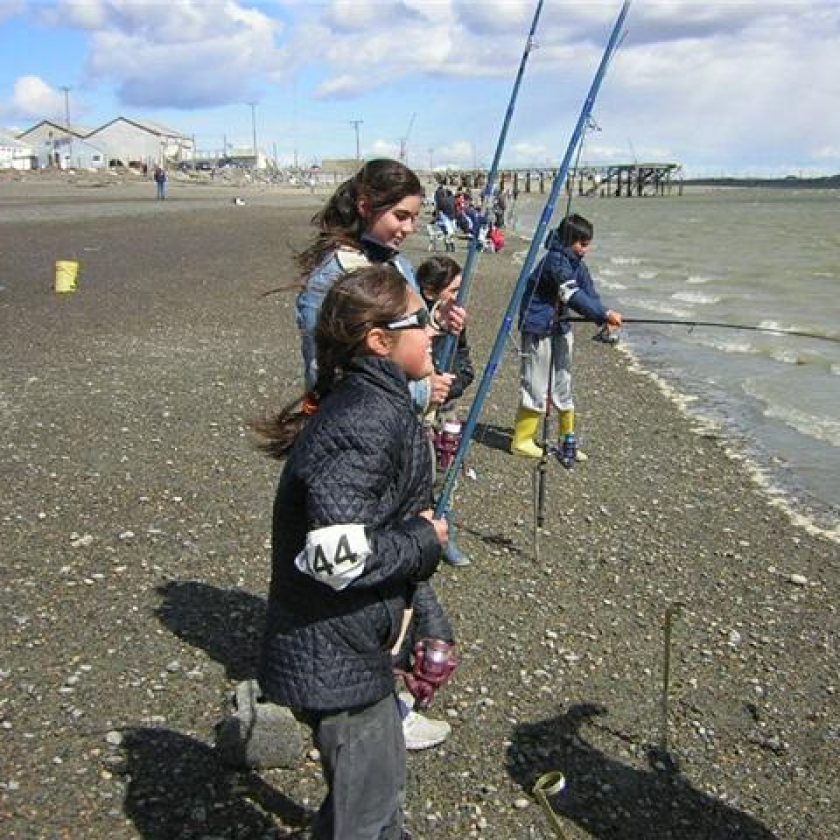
562,316,840,344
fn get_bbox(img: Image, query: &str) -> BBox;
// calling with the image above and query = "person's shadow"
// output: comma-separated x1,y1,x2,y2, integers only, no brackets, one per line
155,580,266,680
117,726,310,839
507,703,777,839
472,420,513,454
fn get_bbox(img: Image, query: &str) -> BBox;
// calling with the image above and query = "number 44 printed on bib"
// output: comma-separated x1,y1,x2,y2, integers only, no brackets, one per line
295,523,371,591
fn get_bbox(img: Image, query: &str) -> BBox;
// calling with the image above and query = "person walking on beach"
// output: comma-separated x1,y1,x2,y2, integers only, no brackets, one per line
254,267,455,839
293,158,465,749
512,213,622,465
153,165,168,201
417,255,475,567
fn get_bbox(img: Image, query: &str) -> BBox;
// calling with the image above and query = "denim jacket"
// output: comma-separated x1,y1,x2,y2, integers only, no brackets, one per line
295,239,432,413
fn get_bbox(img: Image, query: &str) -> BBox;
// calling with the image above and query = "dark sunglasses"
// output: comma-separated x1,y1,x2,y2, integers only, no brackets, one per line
380,307,432,331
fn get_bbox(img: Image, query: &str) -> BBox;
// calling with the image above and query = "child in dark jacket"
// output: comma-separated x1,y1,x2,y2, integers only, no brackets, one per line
512,213,622,466
417,256,475,567
255,266,455,839
417,256,475,414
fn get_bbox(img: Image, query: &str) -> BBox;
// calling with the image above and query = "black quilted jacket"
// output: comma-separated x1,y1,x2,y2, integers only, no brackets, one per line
259,356,451,712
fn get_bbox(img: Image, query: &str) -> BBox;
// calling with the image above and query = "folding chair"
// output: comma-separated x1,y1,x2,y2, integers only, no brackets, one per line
426,223,445,252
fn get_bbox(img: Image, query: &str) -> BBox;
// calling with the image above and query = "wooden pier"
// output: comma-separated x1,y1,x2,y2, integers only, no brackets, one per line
437,162,683,197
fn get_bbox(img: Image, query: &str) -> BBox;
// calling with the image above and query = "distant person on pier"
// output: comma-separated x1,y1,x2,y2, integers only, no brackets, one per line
511,213,622,466
492,188,508,228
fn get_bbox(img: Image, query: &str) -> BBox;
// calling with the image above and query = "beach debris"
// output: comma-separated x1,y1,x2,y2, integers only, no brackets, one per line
232,197,245,206
104,730,123,746
788,573,808,586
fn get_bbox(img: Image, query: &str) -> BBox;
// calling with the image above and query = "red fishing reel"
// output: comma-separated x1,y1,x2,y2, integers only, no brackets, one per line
399,638,457,709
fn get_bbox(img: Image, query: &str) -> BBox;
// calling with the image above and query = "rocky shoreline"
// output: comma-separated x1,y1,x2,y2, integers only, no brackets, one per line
1,183,836,838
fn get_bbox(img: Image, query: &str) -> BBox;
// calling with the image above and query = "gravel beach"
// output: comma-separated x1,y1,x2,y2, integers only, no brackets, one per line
1,173,837,839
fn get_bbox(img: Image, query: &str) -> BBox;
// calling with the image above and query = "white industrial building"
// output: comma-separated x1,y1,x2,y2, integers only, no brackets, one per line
87,117,193,167
0,132,36,170
16,120,96,169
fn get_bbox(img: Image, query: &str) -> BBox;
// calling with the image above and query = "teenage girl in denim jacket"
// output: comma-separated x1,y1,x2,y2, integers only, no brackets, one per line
295,159,465,414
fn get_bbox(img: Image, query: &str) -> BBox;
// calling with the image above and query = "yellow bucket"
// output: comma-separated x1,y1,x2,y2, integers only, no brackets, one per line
55,260,79,293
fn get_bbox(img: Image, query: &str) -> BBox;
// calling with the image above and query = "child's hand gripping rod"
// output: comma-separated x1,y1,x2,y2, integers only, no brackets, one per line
436,0,545,376
435,0,632,521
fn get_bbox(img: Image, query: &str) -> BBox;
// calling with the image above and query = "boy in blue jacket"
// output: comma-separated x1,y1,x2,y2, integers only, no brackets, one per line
512,213,622,466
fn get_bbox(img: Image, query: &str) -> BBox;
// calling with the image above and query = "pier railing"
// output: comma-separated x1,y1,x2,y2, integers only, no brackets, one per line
436,162,683,197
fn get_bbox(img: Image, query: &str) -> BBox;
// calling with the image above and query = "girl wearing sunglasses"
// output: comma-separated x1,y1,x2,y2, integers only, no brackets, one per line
254,266,455,839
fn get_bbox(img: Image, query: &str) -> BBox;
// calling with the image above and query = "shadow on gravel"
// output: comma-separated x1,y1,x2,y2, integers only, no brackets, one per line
119,727,310,838
472,421,512,453
458,524,528,559
507,703,777,839
156,581,265,680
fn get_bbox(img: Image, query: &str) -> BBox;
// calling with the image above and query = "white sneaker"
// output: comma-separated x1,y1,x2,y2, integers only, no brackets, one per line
400,695,451,750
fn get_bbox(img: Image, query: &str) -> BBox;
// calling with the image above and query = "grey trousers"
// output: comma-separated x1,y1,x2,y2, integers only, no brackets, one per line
304,693,406,840
519,331,574,413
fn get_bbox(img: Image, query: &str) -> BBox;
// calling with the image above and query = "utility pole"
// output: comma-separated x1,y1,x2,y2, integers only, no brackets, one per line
248,101,258,166
428,147,434,173
59,85,71,128
59,86,72,168
292,78,299,169
349,119,363,160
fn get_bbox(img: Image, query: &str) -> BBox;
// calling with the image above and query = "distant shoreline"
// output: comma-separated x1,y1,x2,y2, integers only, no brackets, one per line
683,174,840,189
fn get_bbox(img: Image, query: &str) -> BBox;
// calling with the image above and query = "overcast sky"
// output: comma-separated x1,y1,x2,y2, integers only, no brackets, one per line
1,0,839,176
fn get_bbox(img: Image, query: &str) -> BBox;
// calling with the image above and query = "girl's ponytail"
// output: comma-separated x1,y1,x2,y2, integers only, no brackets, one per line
252,264,410,460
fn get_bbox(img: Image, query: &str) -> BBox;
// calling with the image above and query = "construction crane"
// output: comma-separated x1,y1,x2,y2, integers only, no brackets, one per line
398,112,416,163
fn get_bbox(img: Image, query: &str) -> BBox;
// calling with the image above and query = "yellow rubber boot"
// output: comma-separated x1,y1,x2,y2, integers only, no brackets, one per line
558,409,587,462
558,409,575,438
511,407,544,459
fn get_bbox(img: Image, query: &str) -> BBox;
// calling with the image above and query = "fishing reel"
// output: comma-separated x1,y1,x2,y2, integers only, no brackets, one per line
400,638,457,709
592,325,621,345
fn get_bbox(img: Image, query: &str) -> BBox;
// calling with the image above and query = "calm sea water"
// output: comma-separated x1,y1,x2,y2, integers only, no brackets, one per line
512,187,840,536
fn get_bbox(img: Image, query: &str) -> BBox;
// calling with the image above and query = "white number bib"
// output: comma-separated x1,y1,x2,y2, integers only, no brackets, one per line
294,523,371,591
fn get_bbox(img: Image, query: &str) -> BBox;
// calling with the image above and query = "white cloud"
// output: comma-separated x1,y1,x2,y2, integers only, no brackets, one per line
0,0,25,26
10,75,65,120
454,0,531,35
41,0,285,108
368,138,401,159
503,1,840,172
509,141,551,165
314,74,369,100
6,0,840,172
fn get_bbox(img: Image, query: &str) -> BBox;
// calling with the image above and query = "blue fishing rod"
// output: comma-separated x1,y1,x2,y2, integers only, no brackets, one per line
435,0,632,520
436,0,545,375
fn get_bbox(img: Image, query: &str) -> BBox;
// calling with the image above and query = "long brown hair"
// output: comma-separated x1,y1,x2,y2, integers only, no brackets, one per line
416,255,462,300
253,264,411,459
296,159,424,278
